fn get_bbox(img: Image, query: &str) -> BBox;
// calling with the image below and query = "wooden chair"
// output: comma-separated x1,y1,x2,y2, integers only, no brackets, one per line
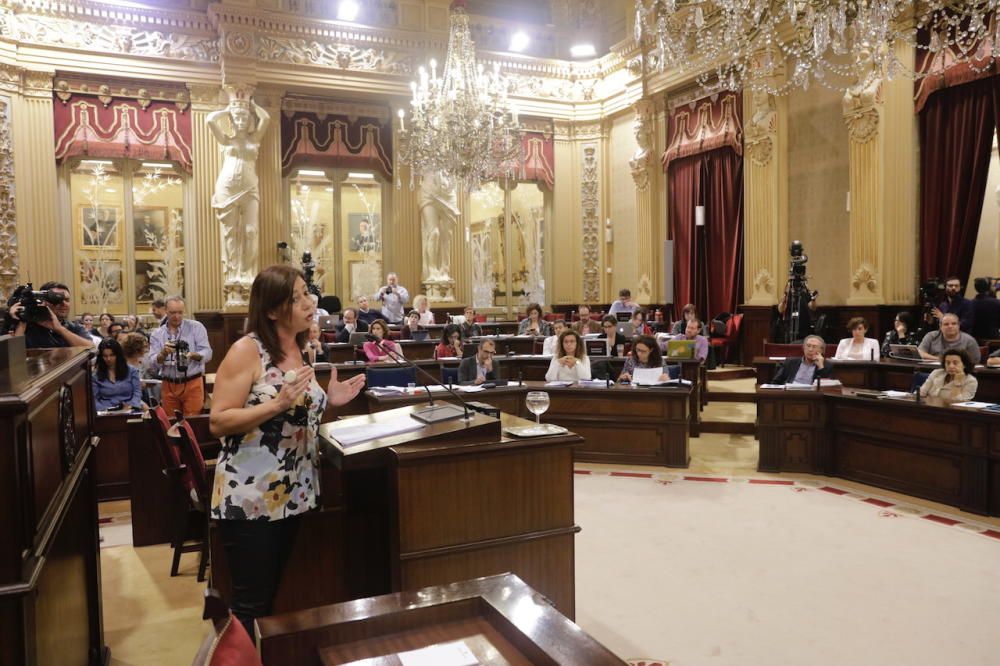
173,410,215,582
710,313,743,366
191,589,263,666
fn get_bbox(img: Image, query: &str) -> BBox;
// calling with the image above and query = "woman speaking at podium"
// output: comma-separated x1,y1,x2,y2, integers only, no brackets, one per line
209,265,366,636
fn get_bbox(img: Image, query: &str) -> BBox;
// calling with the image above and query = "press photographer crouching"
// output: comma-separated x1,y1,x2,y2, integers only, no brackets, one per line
144,296,212,416
7,282,94,349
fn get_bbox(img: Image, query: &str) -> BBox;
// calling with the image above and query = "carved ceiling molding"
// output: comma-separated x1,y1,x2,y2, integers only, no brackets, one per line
256,34,416,75
0,0,216,32
573,122,605,141
53,73,190,110
281,96,390,123
22,70,54,99
186,84,225,109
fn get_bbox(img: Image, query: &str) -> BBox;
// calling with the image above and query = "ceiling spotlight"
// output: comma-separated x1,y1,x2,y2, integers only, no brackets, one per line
570,43,596,58
509,31,530,53
337,0,359,22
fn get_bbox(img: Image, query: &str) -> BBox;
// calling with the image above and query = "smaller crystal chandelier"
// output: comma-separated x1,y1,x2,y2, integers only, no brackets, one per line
397,0,523,191
634,0,1000,95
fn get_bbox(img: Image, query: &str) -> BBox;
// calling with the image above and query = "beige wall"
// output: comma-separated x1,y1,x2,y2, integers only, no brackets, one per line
787,84,851,305
969,140,1000,295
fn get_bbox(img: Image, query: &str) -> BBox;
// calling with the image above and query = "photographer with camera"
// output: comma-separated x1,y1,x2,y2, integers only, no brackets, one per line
376,272,409,324
7,282,94,349
144,296,212,416
929,276,974,333
777,241,819,343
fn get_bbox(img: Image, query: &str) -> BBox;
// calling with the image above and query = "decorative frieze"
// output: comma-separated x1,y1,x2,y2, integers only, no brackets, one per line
581,143,600,303
629,99,653,191
745,88,776,167
842,74,882,144
505,73,597,102
256,35,415,75
0,94,17,298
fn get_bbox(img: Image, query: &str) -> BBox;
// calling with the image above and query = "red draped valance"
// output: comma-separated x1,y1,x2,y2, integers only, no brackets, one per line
914,22,997,113
662,92,743,168
280,111,393,179
53,95,193,171
518,131,555,189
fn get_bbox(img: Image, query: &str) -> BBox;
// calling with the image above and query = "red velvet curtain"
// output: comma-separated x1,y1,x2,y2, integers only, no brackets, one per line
668,148,743,321
919,77,997,285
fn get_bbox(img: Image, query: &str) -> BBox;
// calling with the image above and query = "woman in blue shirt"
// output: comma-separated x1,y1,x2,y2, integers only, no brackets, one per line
92,338,143,411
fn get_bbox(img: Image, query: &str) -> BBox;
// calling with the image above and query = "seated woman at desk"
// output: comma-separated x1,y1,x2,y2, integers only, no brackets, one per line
304,321,327,364
413,294,435,326
545,329,592,382
670,303,706,335
518,302,552,336
363,319,403,363
542,320,567,356
919,348,978,403
881,311,920,357
631,308,653,336
619,335,672,383
434,324,464,359
835,317,881,360
600,315,628,356
399,310,423,340
92,338,143,411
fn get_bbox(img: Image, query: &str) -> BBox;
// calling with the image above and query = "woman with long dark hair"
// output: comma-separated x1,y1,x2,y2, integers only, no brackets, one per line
92,338,142,411
209,265,365,635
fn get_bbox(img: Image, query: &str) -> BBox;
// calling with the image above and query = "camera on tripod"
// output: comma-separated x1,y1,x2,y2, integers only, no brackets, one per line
7,284,66,323
919,278,944,319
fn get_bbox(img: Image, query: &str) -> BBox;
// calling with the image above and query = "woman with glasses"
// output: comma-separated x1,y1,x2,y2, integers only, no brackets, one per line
434,324,464,359
619,335,673,383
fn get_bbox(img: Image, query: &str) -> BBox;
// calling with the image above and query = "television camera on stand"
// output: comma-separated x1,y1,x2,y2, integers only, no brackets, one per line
779,241,819,344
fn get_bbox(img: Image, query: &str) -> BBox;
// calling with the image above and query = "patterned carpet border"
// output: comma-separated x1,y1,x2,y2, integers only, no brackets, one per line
573,467,1000,543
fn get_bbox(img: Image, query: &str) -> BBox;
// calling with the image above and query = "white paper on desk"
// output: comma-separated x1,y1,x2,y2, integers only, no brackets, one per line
412,384,454,394
457,384,486,392
437,355,461,360
368,386,405,396
818,379,842,387
577,379,611,387
768,356,787,360
633,367,668,385
883,390,912,399
397,641,479,666
952,401,996,409
545,380,573,387
759,384,786,389
329,417,424,447
785,382,816,390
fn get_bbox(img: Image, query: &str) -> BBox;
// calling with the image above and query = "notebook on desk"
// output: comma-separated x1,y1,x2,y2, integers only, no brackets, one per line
666,339,696,359
888,344,922,361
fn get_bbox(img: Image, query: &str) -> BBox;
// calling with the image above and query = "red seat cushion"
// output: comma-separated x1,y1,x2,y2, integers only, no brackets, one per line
194,614,263,666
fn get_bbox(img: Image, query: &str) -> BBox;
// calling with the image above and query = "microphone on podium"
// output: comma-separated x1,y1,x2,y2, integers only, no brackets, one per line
365,334,472,423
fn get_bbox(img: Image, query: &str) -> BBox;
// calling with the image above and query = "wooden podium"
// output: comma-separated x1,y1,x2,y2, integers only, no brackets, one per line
257,574,625,666
210,406,582,619
0,347,107,666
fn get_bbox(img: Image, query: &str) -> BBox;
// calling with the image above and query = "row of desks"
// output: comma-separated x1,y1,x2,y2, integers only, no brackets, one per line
757,386,1000,516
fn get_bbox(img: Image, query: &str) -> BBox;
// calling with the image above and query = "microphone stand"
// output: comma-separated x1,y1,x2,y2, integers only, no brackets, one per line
367,335,473,423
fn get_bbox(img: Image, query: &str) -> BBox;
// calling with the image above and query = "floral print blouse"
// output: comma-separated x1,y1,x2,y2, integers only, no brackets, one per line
211,334,328,521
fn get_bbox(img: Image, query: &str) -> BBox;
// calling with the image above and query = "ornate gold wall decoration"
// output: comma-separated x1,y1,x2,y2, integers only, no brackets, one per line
0,94,17,298
745,88,776,167
851,264,878,293
256,35,414,74
842,73,882,144
629,99,653,191
504,74,597,103
752,268,774,299
581,143,600,303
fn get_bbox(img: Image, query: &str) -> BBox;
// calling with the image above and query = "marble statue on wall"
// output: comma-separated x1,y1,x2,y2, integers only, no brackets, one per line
629,101,653,190
419,172,460,301
208,86,271,309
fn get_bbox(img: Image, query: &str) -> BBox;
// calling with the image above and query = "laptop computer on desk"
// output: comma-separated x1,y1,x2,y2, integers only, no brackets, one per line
585,339,609,357
411,329,430,342
616,323,635,339
616,312,631,322
888,344,922,361
666,339,696,359
318,314,340,330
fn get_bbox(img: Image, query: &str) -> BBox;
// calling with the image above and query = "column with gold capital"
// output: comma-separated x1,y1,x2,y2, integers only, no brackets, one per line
187,84,225,312
630,98,658,304
389,117,425,305
743,71,789,307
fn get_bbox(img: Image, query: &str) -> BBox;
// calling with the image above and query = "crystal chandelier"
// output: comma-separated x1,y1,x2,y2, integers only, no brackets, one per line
397,0,522,191
634,0,1000,95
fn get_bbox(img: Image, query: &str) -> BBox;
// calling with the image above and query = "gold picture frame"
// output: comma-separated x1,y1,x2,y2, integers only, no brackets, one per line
133,205,167,250
78,205,121,250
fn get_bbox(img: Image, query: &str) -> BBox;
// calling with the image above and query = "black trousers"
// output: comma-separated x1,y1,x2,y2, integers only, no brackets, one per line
217,516,300,638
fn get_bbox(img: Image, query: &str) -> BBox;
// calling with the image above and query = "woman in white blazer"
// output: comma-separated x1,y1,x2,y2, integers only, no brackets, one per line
545,329,592,382
834,317,881,361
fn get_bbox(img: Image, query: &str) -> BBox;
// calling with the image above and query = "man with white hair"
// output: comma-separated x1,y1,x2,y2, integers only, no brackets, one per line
772,335,833,385
145,295,212,415
309,293,329,321
376,272,409,324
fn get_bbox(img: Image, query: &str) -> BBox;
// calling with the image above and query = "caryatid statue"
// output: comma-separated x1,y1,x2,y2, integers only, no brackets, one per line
207,86,270,309
419,172,461,298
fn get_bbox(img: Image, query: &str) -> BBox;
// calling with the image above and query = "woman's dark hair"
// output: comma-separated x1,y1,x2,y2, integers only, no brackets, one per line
440,323,461,342
601,315,617,327
633,308,648,322
406,310,420,322
633,335,663,367
99,313,114,326
846,316,869,332
96,338,129,381
557,329,585,359
894,311,915,334
369,319,390,338
525,302,543,318
681,303,697,317
941,348,974,375
246,264,309,364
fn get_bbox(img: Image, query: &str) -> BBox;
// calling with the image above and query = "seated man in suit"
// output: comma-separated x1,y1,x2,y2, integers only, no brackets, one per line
772,334,834,385
334,307,369,343
458,338,502,385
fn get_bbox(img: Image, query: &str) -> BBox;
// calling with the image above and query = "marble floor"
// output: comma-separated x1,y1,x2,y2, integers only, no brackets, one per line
98,375,1000,664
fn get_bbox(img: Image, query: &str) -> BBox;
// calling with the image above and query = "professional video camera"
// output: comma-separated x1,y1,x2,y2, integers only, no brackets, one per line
300,251,321,298
782,241,819,342
7,284,66,324
919,278,945,323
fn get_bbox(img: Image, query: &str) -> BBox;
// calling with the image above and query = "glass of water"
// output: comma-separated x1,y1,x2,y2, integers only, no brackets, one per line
525,391,550,425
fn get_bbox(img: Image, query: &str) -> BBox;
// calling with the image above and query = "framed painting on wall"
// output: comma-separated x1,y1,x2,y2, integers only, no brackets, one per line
133,206,167,250
78,258,124,306
349,259,382,302
348,212,381,253
79,206,121,249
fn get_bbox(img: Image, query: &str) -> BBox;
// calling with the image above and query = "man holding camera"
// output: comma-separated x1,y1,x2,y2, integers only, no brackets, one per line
8,282,94,348
376,272,409,324
145,296,212,416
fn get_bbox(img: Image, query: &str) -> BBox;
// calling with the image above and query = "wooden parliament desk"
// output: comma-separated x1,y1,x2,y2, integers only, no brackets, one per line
0,346,108,666
257,573,625,666
757,386,1000,516
209,408,582,620
367,380,691,468
323,335,544,363
753,356,1000,401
